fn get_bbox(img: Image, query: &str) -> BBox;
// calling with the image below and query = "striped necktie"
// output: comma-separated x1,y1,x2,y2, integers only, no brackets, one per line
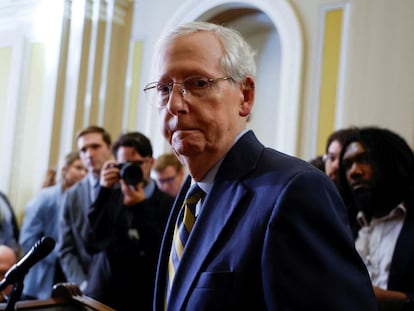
166,184,205,297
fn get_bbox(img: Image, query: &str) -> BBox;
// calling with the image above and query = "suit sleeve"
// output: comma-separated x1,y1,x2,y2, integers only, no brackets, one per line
19,192,56,264
58,190,88,285
262,171,377,310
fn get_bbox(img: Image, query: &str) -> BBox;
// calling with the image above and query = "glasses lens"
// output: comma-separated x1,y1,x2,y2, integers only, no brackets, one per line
325,153,338,163
131,160,145,166
143,76,230,108
144,82,164,107
184,76,209,89
158,174,177,184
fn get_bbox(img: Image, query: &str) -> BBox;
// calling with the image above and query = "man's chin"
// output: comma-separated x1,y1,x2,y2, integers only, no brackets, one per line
356,186,401,219
172,140,206,157
351,188,376,217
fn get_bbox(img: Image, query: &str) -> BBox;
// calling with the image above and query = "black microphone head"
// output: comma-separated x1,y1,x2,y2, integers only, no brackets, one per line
34,236,56,260
2,236,56,285
19,236,56,269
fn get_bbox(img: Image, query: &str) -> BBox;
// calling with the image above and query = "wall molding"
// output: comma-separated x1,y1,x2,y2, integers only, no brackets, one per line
310,1,351,155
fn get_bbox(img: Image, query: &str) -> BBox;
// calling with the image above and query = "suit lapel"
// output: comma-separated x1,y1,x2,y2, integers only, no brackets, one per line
388,212,414,289
169,181,249,309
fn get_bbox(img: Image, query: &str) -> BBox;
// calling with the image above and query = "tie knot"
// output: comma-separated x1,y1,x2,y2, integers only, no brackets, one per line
184,184,205,205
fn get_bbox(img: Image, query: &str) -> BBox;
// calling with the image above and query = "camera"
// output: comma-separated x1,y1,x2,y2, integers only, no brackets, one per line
115,162,143,186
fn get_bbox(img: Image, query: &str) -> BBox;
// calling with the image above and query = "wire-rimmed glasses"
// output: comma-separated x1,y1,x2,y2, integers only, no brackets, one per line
143,75,232,108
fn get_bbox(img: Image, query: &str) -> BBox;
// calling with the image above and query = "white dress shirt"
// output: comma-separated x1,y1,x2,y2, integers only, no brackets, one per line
355,204,406,289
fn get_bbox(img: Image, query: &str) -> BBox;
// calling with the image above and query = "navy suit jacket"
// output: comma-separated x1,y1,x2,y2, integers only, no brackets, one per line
155,131,377,310
386,207,414,297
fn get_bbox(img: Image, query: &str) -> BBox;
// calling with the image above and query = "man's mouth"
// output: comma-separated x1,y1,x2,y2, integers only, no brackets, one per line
350,182,370,191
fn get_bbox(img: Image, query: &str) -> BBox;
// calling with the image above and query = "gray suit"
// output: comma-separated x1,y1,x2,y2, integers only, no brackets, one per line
58,176,94,287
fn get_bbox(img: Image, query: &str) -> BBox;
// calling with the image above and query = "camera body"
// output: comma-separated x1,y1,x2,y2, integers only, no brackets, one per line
115,162,143,186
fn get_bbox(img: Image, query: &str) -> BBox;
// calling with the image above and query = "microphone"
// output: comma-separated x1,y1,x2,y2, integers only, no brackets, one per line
0,236,55,290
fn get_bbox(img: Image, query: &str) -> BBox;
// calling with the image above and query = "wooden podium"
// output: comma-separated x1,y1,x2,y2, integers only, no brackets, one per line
0,283,115,311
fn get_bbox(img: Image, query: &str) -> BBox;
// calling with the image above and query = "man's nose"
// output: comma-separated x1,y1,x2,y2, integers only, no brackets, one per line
166,85,187,114
85,148,95,157
349,162,364,177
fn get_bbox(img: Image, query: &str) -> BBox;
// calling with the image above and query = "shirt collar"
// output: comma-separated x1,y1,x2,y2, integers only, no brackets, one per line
144,179,156,197
196,129,249,196
357,203,407,227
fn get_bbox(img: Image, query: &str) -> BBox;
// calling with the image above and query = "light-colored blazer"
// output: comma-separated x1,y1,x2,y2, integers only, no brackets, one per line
19,183,63,299
58,176,93,287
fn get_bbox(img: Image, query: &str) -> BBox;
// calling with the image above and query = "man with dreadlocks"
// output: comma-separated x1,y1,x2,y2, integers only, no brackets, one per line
339,126,414,310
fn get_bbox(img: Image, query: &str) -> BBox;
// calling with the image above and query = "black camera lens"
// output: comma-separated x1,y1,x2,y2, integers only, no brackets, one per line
118,162,143,186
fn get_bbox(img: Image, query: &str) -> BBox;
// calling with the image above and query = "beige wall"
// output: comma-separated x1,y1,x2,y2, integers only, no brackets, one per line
134,0,414,157
291,0,414,155
0,0,413,219
344,1,414,138
0,0,134,219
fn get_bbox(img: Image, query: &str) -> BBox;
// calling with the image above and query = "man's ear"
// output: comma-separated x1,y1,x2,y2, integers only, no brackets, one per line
239,76,255,117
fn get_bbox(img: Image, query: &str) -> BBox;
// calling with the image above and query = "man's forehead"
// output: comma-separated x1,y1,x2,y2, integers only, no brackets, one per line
156,32,222,77
78,139,104,148
78,132,103,142
344,141,365,158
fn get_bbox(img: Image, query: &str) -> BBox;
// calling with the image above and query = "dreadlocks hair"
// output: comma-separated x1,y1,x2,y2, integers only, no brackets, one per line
338,126,414,209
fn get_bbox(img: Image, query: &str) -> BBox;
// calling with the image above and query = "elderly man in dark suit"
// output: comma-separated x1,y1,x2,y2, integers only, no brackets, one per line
144,21,377,310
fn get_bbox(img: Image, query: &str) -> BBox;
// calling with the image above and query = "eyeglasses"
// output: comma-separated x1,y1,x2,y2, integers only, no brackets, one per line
322,153,339,163
131,160,146,166
157,174,178,185
143,75,232,107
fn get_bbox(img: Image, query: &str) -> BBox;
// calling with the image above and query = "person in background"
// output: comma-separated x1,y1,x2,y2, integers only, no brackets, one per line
19,151,87,300
41,168,57,188
0,192,20,254
308,155,325,172
338,126,414,310
0,244,17,302
323,127,359,234
323,127,358,187
58,126,113,291
145,21,376,310
85,132,174,311
153,152,186,197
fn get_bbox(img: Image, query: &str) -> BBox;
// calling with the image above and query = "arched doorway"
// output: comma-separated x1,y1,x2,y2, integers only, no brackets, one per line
204,8,281,150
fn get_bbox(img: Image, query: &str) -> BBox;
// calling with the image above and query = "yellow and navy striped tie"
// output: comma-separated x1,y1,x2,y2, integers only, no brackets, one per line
166,184,205,301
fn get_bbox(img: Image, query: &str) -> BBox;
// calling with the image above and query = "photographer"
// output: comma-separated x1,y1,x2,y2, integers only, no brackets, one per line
85,132,174,311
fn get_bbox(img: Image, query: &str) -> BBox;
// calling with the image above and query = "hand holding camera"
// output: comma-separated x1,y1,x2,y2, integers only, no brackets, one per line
101,160,146,205
100,160,121,189
101,161,143,187
116,162,143,186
